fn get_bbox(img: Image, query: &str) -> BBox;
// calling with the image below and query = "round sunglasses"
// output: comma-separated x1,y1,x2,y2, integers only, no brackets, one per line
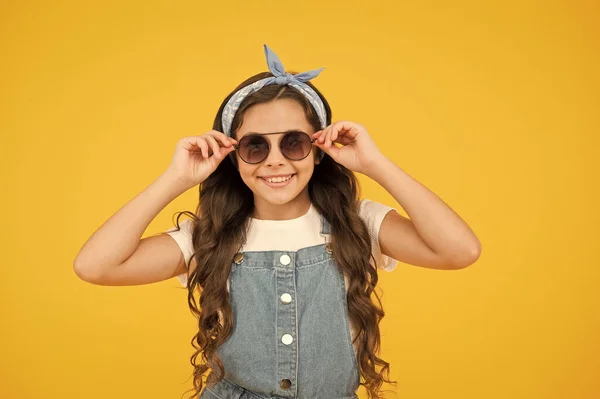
230,130,318,164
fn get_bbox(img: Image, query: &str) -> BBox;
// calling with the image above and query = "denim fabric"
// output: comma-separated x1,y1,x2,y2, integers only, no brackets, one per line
199,215,360,399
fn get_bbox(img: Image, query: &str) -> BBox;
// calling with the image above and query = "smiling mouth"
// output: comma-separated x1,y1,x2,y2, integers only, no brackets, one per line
259,174,296,187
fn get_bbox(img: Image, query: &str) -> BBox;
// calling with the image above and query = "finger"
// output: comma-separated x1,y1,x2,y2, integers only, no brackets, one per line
327,131,351,146
331,129,338,143
221,132,238,146
328,122,341,147
197,139,209,158
214,132,235,147
205,136,222,158
319,126,331,143
315,133,336,149
325,122,340,147
315,129,323,142
337,121,358,139
334,135,353,146
316,137,340,158
221,140,236,153
207,130,237,146
326,126,336,147
206,132,225,147
217,138,237,157
181,137,203,152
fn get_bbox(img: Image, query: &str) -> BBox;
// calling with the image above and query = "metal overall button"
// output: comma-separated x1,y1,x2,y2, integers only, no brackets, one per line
279,254,291,265
281,334,293,345
280,379,292,389
280,293,292,304
233,252,244,264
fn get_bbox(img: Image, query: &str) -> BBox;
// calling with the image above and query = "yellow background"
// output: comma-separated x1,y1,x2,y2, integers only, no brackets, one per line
1,1,598,398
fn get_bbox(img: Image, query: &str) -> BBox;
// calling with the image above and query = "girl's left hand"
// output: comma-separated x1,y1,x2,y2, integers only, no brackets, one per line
312,121,385,175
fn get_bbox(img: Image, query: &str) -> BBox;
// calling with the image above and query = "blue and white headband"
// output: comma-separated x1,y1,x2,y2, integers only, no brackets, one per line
221,44,328,137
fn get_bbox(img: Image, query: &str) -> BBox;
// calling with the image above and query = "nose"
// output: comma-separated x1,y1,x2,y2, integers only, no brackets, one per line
264,139,286,166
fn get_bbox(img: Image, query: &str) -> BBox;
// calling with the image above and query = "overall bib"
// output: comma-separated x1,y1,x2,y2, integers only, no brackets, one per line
199,214,360,399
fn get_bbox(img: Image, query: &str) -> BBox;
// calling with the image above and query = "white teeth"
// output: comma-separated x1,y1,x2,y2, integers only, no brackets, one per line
264,175,293,183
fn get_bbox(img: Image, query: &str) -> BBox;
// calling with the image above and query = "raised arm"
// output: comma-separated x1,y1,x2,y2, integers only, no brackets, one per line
73,169,193,285
73,131,238,286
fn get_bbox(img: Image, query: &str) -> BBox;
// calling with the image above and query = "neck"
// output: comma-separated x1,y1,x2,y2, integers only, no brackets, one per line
252,190,311,221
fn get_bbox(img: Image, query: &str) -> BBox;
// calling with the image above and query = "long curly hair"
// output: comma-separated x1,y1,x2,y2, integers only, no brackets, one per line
173,70,397,399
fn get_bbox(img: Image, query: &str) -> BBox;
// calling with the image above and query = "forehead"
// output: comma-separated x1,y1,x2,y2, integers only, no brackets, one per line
236,99,314,139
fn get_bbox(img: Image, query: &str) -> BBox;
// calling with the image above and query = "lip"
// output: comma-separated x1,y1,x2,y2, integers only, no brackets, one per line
259,173,296,188
259,173,295,178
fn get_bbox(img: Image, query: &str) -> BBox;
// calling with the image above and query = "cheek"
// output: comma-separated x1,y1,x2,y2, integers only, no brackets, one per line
238,165,259,183
296,160,315,177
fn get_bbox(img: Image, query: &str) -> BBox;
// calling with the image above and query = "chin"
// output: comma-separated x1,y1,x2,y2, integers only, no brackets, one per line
261,196,296,206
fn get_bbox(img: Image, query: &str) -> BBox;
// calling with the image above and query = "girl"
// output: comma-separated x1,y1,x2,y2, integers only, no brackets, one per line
74,44,481,399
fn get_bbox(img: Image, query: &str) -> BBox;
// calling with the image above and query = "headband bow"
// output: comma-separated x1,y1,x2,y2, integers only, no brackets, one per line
221,44,328,137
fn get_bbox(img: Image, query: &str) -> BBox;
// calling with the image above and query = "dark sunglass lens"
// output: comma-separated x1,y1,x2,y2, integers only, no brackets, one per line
281,131,311,160
240,135,269,163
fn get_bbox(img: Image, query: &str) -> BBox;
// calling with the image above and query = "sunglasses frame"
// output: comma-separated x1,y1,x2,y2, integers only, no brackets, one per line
230,130,318,164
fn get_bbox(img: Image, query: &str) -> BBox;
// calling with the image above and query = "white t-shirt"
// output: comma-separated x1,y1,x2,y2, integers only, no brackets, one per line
165,199,398,289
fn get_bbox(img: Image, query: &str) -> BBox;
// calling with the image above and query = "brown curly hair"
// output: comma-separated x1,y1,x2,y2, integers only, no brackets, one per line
172,70,397,399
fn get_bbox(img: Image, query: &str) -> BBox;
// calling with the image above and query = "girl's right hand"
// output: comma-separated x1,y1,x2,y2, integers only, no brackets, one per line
167,130,238,187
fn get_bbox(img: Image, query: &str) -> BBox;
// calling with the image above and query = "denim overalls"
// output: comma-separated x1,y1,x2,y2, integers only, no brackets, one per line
199,214,360,399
